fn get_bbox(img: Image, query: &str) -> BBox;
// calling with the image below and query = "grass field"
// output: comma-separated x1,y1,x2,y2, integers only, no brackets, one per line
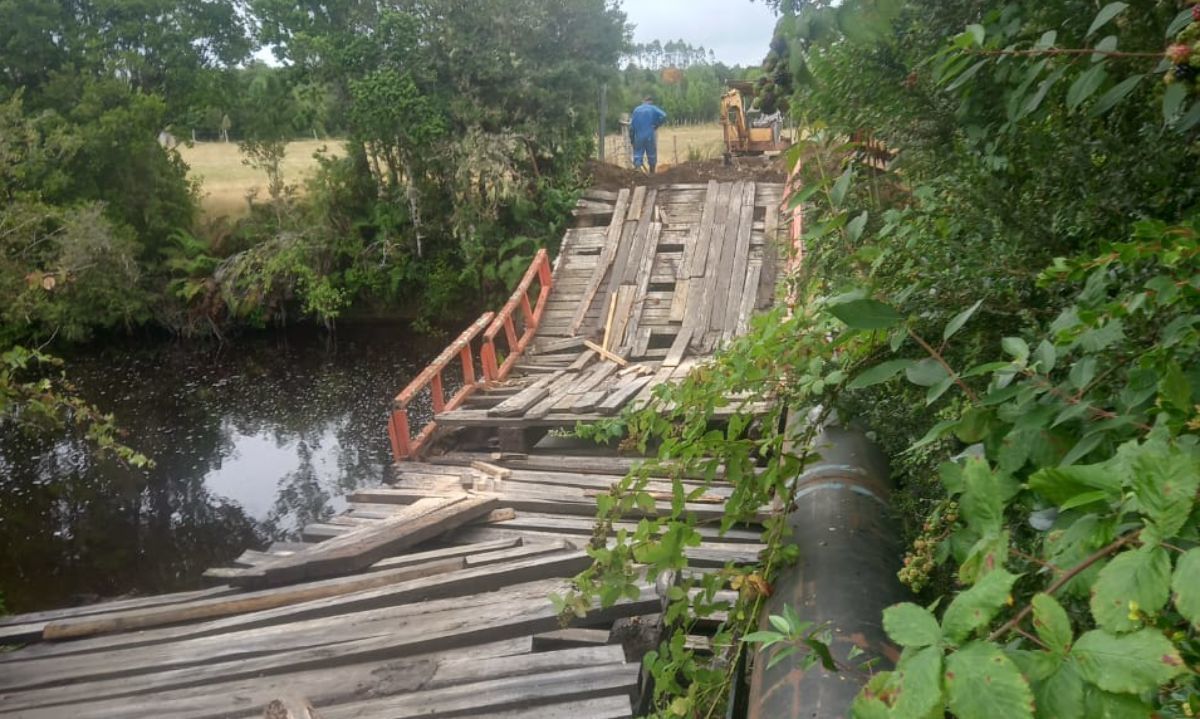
181,125,725,220
179,140,342,220
602,122,725,172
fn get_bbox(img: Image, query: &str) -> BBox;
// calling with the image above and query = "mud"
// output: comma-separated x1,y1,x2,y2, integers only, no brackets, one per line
585,156,788,190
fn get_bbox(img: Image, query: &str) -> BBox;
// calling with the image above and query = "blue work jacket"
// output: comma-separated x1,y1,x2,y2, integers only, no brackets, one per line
630,103,667,143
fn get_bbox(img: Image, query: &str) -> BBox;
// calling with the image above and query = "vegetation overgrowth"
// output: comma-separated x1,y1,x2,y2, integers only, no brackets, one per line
564,0,1200,717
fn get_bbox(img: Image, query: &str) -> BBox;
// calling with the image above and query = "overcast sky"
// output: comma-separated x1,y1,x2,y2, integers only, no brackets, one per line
621,0,779,67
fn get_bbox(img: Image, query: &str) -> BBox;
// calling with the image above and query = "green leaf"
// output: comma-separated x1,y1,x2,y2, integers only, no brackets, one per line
883,602,942,648
829,299,902,330
1028,461,1121,507
1158,361,1193,413
1163,82,1188,125
1071,628,1186,693
926,376,956,405
966,23,985,46
892,646,944,717
958,530,1009,585
960,458,1019,535
743,630,784,646
846,211,869,242
849,359,915,389
1001,337,1029,362
1089,74,1144,117
1128,440,1200,537
1177,99,1200,133
1034,659,1085,719
1061,433,1104,467
830,166,852,207
1082,688,1153,719
1087,2,1127,38
1031,339,1057,373
1089,546,1171,633
1067,63,1108,111
943,300,983,341
946,59,988,92
942,569,1018,644
1166,8,1194,37
1058,490,1111,511
906,418,959,453
906,358,950,387
1092,35,1118,61
1031,593,1073,655
1172,548,1200,629
944,642,1035,719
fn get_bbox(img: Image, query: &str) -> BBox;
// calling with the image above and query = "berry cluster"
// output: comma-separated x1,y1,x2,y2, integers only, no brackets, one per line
1164,8,1200,91
898,500,958,593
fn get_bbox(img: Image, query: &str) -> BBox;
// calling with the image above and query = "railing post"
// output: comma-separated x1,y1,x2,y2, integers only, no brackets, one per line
482,339,498,382
460,345,476,387
430,373,445,413
504,316,518,351
388,408,411,460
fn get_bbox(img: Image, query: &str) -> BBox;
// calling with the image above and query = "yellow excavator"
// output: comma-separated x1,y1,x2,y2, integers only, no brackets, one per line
720,81,791,162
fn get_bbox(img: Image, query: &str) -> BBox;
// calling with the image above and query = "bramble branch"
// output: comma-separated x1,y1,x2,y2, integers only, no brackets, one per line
988,531,1139,642
964,48,1164,59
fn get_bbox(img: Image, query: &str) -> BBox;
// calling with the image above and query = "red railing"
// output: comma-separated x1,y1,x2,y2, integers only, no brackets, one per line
388,249,554,461
388,312,494,461
481,248,553,382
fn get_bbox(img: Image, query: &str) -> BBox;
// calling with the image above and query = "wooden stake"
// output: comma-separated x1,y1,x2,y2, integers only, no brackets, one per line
601,292,618,350
583,340,629,368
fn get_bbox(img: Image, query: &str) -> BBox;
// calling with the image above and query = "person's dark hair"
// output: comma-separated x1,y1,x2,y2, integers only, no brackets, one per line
643,96,653,103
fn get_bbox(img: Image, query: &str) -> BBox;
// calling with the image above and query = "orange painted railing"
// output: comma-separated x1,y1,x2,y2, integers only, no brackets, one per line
480,248,553,382
388,312,494,461
388,249,554,462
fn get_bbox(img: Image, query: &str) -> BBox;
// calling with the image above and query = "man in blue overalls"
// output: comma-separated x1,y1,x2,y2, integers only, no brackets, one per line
629,96,667,174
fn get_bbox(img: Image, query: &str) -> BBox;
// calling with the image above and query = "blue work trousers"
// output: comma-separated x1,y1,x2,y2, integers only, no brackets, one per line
632,135,657,172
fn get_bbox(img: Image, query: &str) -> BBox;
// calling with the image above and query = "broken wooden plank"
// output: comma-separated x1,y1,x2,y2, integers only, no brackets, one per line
232,497,499,588
471,461,512,479
597,376,654,415
667,278,689,323
488,373,563,418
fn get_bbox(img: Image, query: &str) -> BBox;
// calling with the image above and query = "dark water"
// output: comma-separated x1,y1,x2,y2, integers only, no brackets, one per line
0,325,442,613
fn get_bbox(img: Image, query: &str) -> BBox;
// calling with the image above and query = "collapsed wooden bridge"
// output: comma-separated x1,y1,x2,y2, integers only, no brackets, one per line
0,179,786,719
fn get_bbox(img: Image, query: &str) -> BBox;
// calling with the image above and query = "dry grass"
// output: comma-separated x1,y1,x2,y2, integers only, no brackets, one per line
179,140,343,220
601,122,725,172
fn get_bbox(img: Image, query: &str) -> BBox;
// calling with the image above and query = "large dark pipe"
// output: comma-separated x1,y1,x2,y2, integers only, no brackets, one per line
747,421,906,719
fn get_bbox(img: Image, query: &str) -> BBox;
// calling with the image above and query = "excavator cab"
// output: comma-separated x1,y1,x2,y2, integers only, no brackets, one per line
720,81,790,162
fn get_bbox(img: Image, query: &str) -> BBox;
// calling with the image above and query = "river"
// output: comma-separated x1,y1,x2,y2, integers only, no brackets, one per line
0,324,442,613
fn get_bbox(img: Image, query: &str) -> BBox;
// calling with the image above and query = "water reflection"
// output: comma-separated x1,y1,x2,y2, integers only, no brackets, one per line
0,324,437,613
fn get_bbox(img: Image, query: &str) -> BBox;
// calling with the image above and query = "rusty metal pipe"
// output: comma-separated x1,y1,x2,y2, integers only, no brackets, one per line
747,421,906,719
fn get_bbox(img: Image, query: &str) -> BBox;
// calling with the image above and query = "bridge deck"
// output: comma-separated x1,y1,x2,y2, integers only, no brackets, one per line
436,180,783,434
0,180,784,719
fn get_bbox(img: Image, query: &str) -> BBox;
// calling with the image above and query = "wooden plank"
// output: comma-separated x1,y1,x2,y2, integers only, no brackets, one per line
708,181,750,334
319,663,641,719
722,182,757,337
232,497,498,588
471,461,513,479
662,327,693,368
42,558,467,641
567,349,597,372
464,540,571,568
532,628,612,651
0,586,241,630
682,180,720,277
1,580,657,701
598,376,654,415
571,389,610,413
605,189,656,299
735,259,763,336
569,188,631,334
370,538,521,571
622,222,663,350
459,693,632,719
667,278,689,323
683,183,733,338
604,287,636,355
488,372,562,417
